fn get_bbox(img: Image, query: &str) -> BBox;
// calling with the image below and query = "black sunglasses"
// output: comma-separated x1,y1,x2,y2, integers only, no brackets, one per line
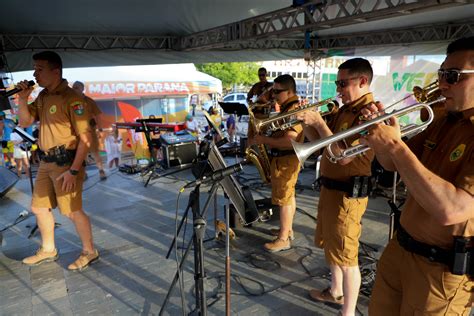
334,77,359,88
272,88,288,95
437,68,474,85
258,73,266,77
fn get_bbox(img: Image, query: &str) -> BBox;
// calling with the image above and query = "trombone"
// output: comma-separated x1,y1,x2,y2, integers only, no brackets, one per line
251,97,338,134
291,97,445,166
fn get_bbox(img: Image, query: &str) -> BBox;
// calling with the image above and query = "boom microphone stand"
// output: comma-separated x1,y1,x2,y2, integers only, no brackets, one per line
160,163,243,316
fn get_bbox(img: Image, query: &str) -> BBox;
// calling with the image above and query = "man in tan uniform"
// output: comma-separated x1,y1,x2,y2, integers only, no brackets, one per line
16,51,99,271
249,74,304,252
363,37,473,315
72,81,106,180
297,58,375,316
246,67,273,105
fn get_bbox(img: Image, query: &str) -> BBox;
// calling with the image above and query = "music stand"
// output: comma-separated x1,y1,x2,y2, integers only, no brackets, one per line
218,102,248,117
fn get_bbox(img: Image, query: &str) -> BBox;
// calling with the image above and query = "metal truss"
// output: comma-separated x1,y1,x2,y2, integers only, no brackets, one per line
0,34,176,51
312,20,474,50
0,1,472,54
179,0,470,51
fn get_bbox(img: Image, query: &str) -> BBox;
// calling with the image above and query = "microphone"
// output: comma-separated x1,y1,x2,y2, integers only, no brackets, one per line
2,80,35,98
184,163,243,188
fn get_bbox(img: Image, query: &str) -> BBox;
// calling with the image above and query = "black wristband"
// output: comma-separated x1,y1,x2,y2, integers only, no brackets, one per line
69,169,79,176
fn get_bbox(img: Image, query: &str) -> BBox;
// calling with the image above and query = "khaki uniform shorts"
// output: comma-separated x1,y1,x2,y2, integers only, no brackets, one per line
32,162,85,215
270,156,300,206
369,237,473,315
315,186,367,266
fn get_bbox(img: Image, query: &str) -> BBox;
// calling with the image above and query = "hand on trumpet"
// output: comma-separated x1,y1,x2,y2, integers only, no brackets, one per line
296,109,324,128
359,102,402,155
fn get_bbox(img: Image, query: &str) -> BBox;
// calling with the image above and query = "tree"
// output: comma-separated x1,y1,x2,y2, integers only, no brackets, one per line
195,62,261,91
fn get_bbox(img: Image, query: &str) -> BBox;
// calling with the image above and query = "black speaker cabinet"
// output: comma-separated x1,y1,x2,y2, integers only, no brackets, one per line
0,166,19,197
162,142,197,168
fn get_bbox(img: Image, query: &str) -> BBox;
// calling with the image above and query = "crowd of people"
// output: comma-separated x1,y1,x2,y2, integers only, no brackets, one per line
3,35,472,315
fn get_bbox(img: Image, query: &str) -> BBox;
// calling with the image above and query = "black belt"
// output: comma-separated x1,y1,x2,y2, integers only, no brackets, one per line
397,225,451,266
319,176,371,198
270,149,295,157
39,148,76,165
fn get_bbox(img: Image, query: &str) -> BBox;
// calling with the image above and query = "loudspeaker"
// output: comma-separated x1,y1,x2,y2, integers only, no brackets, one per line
163,143,197,168
0,166,19,197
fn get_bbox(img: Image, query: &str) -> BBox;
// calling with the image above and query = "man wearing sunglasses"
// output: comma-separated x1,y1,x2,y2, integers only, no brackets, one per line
246,67,273,105
249,74,304,252
363,37,473,315
297,58,375,316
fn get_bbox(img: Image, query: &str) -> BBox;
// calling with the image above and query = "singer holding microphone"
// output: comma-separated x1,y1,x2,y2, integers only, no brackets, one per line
249,74,304,253
16,51,99,271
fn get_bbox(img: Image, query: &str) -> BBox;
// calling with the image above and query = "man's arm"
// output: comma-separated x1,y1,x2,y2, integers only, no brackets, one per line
390,139,473,225
56,131,92,192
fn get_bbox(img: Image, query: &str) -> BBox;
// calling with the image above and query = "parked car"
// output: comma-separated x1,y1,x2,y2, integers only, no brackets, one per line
222,92,248,107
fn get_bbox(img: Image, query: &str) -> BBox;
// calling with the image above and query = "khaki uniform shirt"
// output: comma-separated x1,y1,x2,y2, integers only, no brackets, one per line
84,95,101,117
247,81,273,103
401,108,474,249
320,93,376,181
28,80,91,151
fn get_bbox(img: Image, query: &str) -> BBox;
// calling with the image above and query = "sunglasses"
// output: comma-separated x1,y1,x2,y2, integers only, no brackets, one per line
272,88,288,95
334,77,359,88
258,74,266,77
437,68,474,85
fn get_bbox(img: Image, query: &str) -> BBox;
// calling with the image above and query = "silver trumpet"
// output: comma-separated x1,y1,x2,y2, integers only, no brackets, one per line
291,97,445,166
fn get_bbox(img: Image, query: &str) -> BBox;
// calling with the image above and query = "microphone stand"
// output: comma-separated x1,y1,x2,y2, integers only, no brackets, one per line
160,182,220,316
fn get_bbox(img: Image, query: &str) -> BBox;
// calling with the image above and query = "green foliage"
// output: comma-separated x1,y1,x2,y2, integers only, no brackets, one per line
195,62,261,90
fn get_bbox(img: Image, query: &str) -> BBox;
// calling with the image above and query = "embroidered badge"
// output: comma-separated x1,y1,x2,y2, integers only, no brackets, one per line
423,140,436,150
449,144,465,162
71,101,84,115
49,105,57,114
339,122,348,131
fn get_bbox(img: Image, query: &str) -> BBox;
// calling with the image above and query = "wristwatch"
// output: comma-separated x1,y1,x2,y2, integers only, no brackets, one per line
69,169,79,176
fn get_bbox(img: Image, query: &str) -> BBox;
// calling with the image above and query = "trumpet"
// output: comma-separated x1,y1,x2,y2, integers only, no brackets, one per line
251,97,338,134
291,97,445,166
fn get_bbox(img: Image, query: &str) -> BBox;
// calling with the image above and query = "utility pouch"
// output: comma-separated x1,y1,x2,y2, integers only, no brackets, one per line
451,236,473,277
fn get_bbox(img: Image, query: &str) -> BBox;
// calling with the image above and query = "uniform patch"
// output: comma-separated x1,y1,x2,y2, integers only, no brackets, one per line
49,105,57,114
71,101,85,115
339,122,349,131
449,144,465,162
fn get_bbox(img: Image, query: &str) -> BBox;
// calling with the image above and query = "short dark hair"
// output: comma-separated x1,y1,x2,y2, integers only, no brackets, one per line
274,74,296,93
338,58,373,84
32,51,63,73
73,81,85,89
446,36,474,55
258,67,267,74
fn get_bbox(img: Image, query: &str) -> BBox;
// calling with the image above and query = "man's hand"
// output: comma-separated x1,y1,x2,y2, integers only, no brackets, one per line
296,110,324,127
16,80,35,100
56,170,77,192
360,101,385,121
360,116,401,155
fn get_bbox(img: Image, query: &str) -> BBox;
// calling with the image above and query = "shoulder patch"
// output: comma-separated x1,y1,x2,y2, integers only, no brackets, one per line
449,144,466,162
49,105,57,114
71,101,85,115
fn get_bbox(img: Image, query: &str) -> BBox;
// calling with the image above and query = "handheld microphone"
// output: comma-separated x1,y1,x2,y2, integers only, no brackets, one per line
2,80,35,98
184,163,243,188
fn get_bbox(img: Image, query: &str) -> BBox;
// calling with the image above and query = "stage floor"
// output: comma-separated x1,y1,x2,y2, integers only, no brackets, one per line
0,156,394,315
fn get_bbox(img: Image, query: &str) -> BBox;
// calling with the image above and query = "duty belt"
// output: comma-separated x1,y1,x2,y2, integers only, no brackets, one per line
397,225,451,266
318,176,371,198
38,146,76,166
